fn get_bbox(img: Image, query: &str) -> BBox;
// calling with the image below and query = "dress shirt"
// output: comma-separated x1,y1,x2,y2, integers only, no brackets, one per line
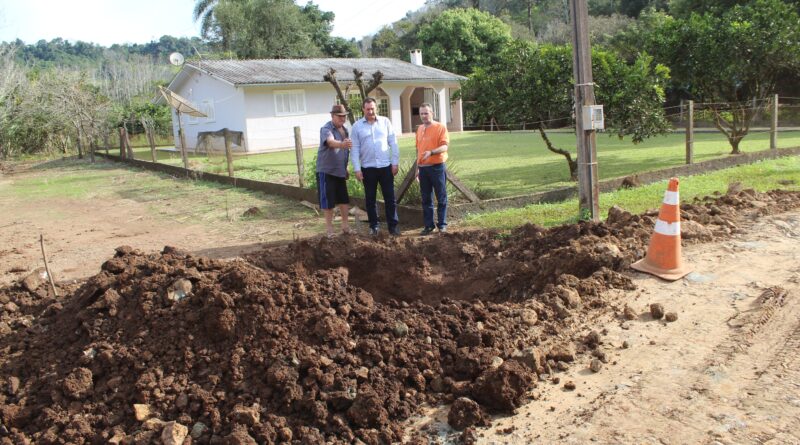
350,115,399,172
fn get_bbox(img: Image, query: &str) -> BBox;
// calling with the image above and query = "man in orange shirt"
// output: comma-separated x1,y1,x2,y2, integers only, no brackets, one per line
415,102,449,235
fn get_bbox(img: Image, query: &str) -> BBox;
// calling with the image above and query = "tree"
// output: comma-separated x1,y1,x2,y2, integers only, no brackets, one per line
622,0,800,153
211,0,320,58
416,8,513,75
192,0,355,58
193,0,221,42
301,2,360,56
462,40,670,179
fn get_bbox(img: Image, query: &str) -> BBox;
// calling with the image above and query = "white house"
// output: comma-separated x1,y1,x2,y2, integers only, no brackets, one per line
162,51,466,153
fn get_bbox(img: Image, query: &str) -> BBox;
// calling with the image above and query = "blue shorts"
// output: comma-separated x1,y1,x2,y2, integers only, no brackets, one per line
318,172,349,209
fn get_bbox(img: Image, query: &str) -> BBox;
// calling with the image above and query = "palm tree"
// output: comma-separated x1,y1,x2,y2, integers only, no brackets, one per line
193,0,219,40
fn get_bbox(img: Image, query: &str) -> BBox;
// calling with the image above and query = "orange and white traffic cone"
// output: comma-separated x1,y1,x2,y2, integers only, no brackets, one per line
631,177,692,281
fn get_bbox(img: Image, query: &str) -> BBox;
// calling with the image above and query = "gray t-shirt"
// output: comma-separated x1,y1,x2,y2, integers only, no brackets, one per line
317,121,349,178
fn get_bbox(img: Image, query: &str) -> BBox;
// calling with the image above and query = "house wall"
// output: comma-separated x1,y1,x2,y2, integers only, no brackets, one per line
168,71,465,153
171,70,246,151
242,83,344,152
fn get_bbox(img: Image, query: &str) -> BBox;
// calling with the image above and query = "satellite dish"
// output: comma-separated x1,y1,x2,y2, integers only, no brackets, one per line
169,52,185,66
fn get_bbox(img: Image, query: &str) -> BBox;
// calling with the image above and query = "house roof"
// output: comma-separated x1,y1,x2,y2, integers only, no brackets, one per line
183,58,466,86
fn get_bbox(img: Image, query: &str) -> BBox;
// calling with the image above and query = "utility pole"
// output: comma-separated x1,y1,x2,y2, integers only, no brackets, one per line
569,0,600,221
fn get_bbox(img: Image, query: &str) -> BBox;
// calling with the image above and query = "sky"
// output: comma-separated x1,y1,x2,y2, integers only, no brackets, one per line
0,0,429,47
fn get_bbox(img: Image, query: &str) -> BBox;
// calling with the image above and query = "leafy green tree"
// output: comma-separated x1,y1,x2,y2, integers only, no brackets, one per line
192,0,355,58
301,2,360,56
193,0,221,42
462,40,670,179
621,0,800,153
416,8,513,75
211,0,320,58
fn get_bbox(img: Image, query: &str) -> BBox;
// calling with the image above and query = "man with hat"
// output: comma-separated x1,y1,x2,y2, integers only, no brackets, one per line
317,104,353,236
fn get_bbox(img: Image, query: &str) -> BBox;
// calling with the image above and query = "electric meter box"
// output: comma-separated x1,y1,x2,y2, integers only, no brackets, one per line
582,105,605,130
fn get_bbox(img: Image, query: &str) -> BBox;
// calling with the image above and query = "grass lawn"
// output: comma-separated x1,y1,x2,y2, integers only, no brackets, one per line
459,156,800,230
133,129,800,199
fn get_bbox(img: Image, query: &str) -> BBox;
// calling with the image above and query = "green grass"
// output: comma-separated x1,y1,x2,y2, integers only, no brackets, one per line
460,156,800,229
133,129,800,197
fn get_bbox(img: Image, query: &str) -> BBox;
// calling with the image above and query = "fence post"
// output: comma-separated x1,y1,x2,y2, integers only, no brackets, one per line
770,94,778,150
118,127,126,160
294,126,305,188
124,127,134,160
224,128,234,177
685,100,694,164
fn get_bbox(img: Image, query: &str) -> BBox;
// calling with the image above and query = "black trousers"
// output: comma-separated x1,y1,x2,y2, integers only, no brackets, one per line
362,165,398,230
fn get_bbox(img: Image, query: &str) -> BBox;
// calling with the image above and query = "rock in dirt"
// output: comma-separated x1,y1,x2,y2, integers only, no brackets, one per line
622,305,638,320
510,347,544,372
347,388,389,428
548,343,576,363
393,321,409,338
7,376,20,395
564,381,577,391
20,268,46,293
231,404,260,426
242,207,262,218
590,359,603,373
190,422,208,439
607,205,633,225
226,424,257,444
470,361,535,413
620,175,641,189
665,312,678,322
161,421,188,445
62,367,93,400
448,397,486,431
650,303,665,320
584,330,601,349
682,220,713,240
133,404,153,421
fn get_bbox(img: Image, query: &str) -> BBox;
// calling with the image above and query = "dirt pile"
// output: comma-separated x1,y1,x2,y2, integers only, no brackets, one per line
1,188,799,444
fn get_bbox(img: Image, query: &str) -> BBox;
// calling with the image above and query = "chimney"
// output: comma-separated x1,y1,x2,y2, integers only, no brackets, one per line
410,49,423,66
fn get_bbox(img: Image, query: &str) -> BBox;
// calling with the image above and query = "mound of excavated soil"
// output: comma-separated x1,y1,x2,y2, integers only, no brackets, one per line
1,188,799,444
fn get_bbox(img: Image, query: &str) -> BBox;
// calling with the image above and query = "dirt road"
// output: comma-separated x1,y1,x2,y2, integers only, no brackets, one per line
473,211,800,444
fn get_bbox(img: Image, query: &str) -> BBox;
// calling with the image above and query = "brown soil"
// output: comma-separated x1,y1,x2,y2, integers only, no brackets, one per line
2,184,800,443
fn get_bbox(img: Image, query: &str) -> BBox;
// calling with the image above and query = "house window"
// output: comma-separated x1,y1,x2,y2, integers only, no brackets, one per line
377,98,389,117
275,90,306,116
202,100,215,123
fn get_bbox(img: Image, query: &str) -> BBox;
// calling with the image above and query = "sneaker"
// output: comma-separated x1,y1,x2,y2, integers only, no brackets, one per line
369,227,379,236
420,227,435,236
389,227,401,236
438,226,448,234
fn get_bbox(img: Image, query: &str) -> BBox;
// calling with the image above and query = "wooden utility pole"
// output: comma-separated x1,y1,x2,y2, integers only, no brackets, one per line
770,94,778,149
685,100,694,164
569,0,599,221
294,126,305,188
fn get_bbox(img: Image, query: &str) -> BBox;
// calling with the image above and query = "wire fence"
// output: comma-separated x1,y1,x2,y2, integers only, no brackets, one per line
463,96,800,132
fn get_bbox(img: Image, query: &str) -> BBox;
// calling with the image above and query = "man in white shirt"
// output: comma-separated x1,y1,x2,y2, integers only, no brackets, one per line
350,98,401,236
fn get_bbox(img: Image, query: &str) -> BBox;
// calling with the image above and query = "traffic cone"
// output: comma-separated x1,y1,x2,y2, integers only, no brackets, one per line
631,177,692,281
